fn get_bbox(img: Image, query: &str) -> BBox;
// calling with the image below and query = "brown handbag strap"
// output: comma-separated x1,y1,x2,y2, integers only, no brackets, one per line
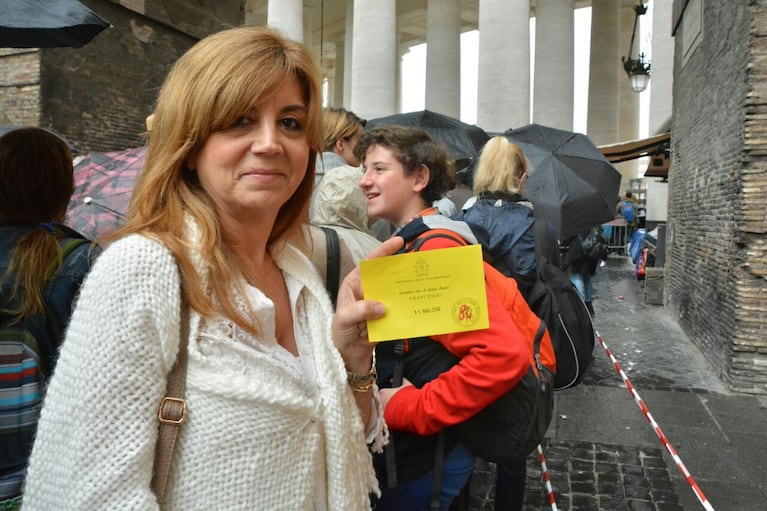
151,302,189,505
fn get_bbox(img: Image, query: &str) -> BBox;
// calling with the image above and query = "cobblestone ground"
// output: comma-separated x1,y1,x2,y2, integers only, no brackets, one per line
466,440,683,511
462,255,717,511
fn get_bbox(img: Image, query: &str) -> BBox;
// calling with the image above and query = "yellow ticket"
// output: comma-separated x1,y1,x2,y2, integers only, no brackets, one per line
359,243,489,342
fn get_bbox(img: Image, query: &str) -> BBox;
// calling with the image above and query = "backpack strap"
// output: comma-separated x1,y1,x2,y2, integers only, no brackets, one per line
320,226,341,308
151,301,190,504
430,431,447,511
533,218,549,265
44,238,89,281
384,340,407,489
408,230,467,252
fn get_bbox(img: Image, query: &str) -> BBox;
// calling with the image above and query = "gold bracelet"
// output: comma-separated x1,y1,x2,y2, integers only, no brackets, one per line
347,351,377,392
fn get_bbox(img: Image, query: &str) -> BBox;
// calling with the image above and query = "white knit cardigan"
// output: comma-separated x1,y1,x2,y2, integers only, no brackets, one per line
22,228,380,510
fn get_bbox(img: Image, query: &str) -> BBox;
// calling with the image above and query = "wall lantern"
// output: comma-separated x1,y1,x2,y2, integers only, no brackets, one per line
621,2,651,93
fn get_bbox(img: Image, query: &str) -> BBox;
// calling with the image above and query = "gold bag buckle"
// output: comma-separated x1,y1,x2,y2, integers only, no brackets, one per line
158,396,187,425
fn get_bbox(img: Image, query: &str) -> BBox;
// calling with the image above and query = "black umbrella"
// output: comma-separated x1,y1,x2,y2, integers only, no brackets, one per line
504,123,622,240
0,0,110,49
365,110,490,166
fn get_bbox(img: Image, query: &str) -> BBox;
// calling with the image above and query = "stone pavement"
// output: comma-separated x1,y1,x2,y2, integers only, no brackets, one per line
465,255,767,511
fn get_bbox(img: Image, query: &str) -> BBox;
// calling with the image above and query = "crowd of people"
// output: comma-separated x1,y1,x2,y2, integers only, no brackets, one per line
1,25,619,511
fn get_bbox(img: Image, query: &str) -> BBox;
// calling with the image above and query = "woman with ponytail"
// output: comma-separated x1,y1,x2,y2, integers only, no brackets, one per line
0,127,99,508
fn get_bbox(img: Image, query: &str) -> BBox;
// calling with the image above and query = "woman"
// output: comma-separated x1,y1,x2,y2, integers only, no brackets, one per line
310,106,379,266
310,164,381,264
0,128,99,509
355,126,529,510
454,135,558,511
310,107,380,263
455,136,554,298
23,27,389,510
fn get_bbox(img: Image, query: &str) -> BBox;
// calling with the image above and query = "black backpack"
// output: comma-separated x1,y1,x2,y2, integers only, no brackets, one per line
528,219,595,389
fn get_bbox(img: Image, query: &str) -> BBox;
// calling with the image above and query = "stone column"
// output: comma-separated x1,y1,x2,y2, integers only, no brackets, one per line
343,0,354,107
587,0,621,146
351,0,397,119
649,0,673,135
425,0,461,118
267,0,303,43
533,0,575,130
303,1,314,48
619,0,640,179
477,0,530,133
333,38,345,107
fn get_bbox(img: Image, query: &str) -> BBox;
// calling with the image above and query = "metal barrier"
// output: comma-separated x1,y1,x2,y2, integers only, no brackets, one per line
601,217,629,255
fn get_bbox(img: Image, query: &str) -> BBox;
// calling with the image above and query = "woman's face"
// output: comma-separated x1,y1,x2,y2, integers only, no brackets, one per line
359,144,427,226
189,77,310,227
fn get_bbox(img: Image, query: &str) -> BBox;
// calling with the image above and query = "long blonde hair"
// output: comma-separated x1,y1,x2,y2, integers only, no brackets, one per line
473,136,529,195
116,27,323,334
0,128,77,322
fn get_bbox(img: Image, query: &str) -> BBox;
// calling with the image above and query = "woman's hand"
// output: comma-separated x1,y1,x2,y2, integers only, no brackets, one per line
332,236,404,372
332,237,404,428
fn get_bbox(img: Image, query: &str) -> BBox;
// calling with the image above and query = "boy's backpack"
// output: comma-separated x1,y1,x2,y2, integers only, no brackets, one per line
528,220,595,390
377,227,556,473
621,199,636,223
580,227,609,262
0,237,88,476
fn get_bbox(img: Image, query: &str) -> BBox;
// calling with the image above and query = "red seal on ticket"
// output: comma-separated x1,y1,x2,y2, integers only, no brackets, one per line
452,298,481,327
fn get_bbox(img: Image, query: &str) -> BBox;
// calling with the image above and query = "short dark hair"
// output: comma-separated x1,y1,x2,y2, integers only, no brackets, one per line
355,125,453,203
625,191,633,199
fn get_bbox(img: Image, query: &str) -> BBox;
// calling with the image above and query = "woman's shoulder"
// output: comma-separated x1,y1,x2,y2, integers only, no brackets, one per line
102,233,172,258
89,234,178,287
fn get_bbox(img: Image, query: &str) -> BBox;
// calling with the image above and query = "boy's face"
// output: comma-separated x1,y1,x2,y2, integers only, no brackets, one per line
359,144,427,227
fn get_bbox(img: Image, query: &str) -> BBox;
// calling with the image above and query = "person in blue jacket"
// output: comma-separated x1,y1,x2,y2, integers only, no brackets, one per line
454,135,558,511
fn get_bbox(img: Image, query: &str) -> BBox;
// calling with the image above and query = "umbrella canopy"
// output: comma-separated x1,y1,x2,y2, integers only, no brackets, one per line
0,0,110,49
365,110,489,166
65,146,145,240
504,123,622,240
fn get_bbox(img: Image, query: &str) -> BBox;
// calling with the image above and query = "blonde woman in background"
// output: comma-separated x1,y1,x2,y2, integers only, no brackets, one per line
454,135,558,511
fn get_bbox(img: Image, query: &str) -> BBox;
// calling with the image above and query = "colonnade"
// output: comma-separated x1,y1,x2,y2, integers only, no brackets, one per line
259,0,672,180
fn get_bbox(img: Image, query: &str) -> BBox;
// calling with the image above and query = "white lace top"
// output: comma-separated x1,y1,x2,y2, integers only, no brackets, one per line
197,277,328,506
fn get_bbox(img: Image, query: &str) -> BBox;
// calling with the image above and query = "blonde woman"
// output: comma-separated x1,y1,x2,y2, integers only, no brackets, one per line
454,135,558,511
23,27,391,510
457,135,546,297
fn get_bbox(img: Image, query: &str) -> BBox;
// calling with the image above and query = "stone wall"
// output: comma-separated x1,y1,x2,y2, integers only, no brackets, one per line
0,49,41,127
667,1,767,394
1,0,243,153
40,0,199,153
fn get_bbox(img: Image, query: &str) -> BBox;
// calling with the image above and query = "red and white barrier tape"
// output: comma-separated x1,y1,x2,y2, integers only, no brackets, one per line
595,329,715,511
536,444,558,511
